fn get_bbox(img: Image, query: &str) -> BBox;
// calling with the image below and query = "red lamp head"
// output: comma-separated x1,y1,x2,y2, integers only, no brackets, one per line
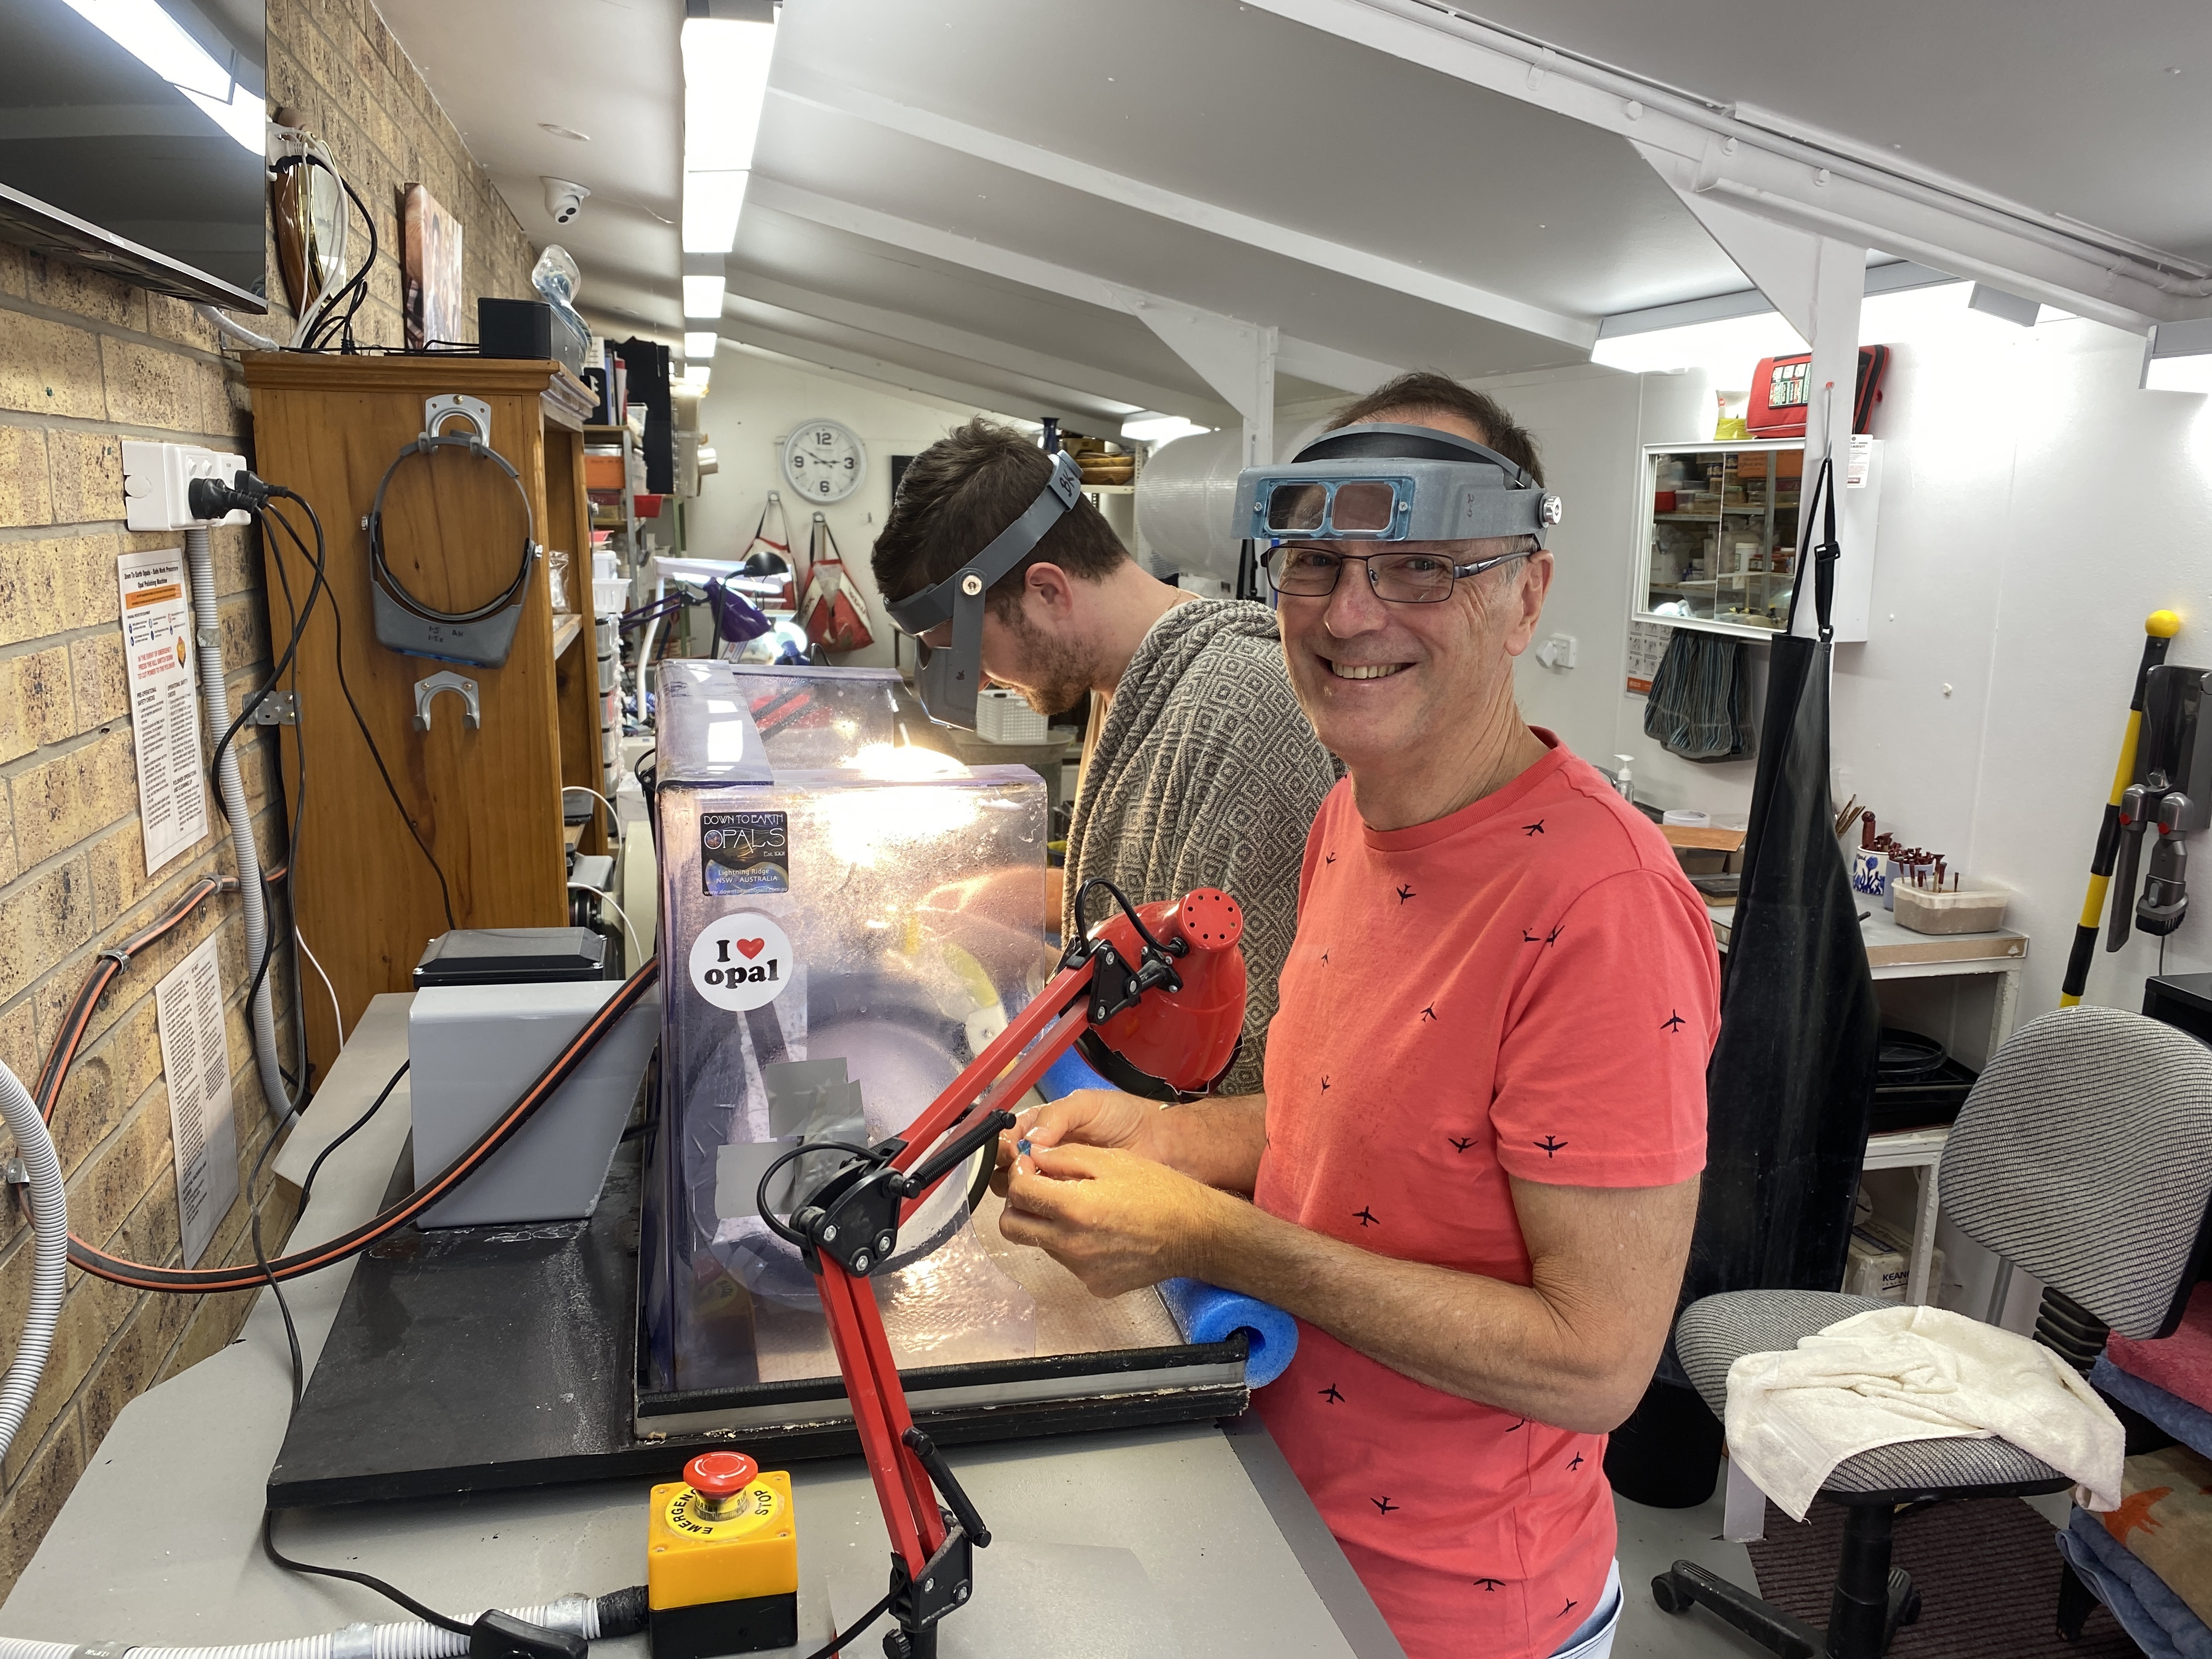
1079,887,1246,1101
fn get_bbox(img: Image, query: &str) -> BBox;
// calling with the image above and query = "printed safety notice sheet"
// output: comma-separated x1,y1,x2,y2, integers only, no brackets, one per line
155,933,240,1268
117,545,210,875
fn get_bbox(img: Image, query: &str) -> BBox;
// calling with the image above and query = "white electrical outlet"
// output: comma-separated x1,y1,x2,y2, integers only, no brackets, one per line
1534,633,1578,670
120,440,252,531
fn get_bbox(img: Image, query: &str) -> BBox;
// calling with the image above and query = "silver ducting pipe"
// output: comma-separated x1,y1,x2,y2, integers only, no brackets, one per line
0,1059,66,1465
183,525,287,1121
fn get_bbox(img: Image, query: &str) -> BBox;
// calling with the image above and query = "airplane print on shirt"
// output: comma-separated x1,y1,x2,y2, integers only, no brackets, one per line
1396,883,1417,904
1354,1206,1380,1227
1534,1135,1568,1158
1449,1136,1475,1153
1319,1383,1344,1403
1372,1497,1399,1516
1473,1578,1505,1593
1523,820,1545,836
1662,1009,1687,1031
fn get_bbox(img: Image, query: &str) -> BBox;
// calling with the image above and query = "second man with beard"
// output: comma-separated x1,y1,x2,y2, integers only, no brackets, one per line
872,418,1334,1094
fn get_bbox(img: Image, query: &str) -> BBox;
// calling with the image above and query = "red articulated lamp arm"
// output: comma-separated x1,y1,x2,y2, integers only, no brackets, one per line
775,883,1245,1654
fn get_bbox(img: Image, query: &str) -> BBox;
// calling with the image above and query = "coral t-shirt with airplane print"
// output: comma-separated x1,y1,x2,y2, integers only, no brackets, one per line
1253,731,1717,1659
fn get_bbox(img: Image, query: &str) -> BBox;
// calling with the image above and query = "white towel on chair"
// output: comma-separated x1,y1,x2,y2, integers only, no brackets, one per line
1725,1304,2124,1522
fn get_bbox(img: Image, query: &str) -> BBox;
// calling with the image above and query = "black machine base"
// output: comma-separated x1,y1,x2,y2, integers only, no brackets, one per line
269,1138,1246,1508
647,1593,799,1659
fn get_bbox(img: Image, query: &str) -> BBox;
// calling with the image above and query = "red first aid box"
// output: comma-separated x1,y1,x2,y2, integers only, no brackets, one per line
1748,344,1890,438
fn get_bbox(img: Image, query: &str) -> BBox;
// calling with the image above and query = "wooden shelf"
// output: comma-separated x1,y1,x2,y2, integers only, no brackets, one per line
554,614,583,658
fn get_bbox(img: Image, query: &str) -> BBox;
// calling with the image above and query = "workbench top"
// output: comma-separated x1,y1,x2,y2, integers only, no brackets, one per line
3,995,1400,1659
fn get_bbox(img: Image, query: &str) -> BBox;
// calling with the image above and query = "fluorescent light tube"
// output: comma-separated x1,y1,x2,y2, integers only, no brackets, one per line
1120,414,1212,444
683,275,726,320
684,331,718,362
681,15,776,255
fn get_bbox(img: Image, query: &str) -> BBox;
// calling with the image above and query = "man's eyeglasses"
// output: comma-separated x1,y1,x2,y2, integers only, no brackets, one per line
1261,543,1528,605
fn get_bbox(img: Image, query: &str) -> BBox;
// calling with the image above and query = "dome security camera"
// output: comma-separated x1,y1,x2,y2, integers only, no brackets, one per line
542,177,590,225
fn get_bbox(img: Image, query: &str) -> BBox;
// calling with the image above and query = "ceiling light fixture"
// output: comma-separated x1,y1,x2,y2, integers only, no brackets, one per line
1120,414,1212,445
684,330,719,361
682,274,727,320
680,8,778,256
539,121,591,142
681,363,713,390
2145,318,2212,394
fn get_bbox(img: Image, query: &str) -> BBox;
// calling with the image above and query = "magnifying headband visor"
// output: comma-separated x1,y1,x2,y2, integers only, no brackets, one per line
884,447,1084,730
1233,422,1562,545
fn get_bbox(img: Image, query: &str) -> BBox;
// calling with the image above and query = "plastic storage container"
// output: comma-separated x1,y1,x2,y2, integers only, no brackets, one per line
723,664,900,769
975,686,1048,744
647,661,1053,1394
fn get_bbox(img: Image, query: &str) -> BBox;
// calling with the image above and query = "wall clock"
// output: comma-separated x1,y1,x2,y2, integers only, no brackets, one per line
783,417,866,504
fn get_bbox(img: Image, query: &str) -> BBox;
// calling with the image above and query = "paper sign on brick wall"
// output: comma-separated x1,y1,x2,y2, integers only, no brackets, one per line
154,933,239,1268
117,546,210,876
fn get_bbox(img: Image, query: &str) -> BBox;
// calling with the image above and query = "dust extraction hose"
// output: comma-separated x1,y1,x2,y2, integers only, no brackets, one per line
183,524,286,1122
0,1059,65,1466
0,1587,647,1659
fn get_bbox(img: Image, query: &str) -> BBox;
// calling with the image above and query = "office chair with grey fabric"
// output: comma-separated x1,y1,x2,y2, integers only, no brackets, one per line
1650,1005,2212,1659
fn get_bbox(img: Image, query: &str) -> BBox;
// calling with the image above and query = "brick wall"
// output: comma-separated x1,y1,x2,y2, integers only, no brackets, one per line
0,0,538,1592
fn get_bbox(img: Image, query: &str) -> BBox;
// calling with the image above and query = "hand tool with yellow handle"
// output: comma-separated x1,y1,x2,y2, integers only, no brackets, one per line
2059,610,2181,1006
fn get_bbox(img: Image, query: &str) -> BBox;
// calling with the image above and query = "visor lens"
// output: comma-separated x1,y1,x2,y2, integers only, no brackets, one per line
1263,482,1327,534
1330,481,1398,533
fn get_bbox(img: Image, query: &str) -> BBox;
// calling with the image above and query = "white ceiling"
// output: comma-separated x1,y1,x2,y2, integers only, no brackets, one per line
372,0,2212,425
1448,0,2212,265
375,0,682,331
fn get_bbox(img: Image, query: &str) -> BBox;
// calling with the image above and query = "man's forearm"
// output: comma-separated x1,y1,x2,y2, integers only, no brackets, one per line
1150,1093,1266,1194
1192,1195,1665,1433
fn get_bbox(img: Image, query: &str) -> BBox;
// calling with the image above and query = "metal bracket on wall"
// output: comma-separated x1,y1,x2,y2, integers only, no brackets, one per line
250,690,297,725
413,670,481,731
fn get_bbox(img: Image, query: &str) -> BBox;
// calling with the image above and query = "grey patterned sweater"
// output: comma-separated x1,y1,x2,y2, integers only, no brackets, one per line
1063,598,1338,1096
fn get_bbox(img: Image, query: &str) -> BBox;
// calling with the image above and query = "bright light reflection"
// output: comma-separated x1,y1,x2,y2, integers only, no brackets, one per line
1121,414,1213,444
1592,311,1810,385
822,785,981,869
65,0,263,151
852,743,966,781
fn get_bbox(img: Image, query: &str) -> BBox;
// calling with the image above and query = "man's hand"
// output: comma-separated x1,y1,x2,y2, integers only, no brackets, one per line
990,1087,1163,1194
998,1143,1233,1298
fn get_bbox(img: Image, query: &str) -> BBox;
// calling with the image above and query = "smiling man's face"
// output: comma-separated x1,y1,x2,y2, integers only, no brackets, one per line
1275,408,1551,774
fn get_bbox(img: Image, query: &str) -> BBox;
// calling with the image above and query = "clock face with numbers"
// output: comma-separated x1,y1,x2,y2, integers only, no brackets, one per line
783,417,866,504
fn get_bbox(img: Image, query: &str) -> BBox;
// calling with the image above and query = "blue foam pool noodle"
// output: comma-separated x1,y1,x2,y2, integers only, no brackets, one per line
1038,1046,1113,1101
1157,1277,1298,1387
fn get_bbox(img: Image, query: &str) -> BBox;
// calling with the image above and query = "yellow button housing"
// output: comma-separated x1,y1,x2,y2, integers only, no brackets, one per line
646,1471,799,1610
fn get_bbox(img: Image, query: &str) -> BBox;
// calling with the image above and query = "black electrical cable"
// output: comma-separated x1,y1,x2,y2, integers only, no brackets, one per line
297,1059,410,1216
297,161,376,354
264,496,456,930
262,1509,473,1634
366,430,537,628
798,1590,894,1659
249,515,318,1407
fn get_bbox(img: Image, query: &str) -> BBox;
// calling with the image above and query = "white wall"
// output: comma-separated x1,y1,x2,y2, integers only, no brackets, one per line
1500,281,2212,1022
687,351,1014,669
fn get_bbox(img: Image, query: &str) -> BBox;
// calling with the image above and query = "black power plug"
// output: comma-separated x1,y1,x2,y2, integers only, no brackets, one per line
186,467,276,522
469,1611,588,1659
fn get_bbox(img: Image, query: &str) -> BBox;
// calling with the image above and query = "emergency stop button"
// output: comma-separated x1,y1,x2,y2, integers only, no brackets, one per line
685,1452,757,1517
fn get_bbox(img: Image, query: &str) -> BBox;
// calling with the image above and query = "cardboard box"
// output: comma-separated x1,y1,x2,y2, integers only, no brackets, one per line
1843,1214,1943,1304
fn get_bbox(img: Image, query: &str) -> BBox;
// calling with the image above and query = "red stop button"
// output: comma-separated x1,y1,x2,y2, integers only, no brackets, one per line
684,1451,758,1497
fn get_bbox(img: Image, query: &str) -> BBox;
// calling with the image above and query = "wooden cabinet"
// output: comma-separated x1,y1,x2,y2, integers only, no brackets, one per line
241,353,606,1086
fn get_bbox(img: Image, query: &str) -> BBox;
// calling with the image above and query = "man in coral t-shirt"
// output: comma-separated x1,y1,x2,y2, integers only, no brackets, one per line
997,373,1718,1659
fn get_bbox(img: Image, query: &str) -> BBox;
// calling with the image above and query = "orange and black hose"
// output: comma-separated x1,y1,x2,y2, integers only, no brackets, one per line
2059,610,2181,1006
35,871,656,1294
